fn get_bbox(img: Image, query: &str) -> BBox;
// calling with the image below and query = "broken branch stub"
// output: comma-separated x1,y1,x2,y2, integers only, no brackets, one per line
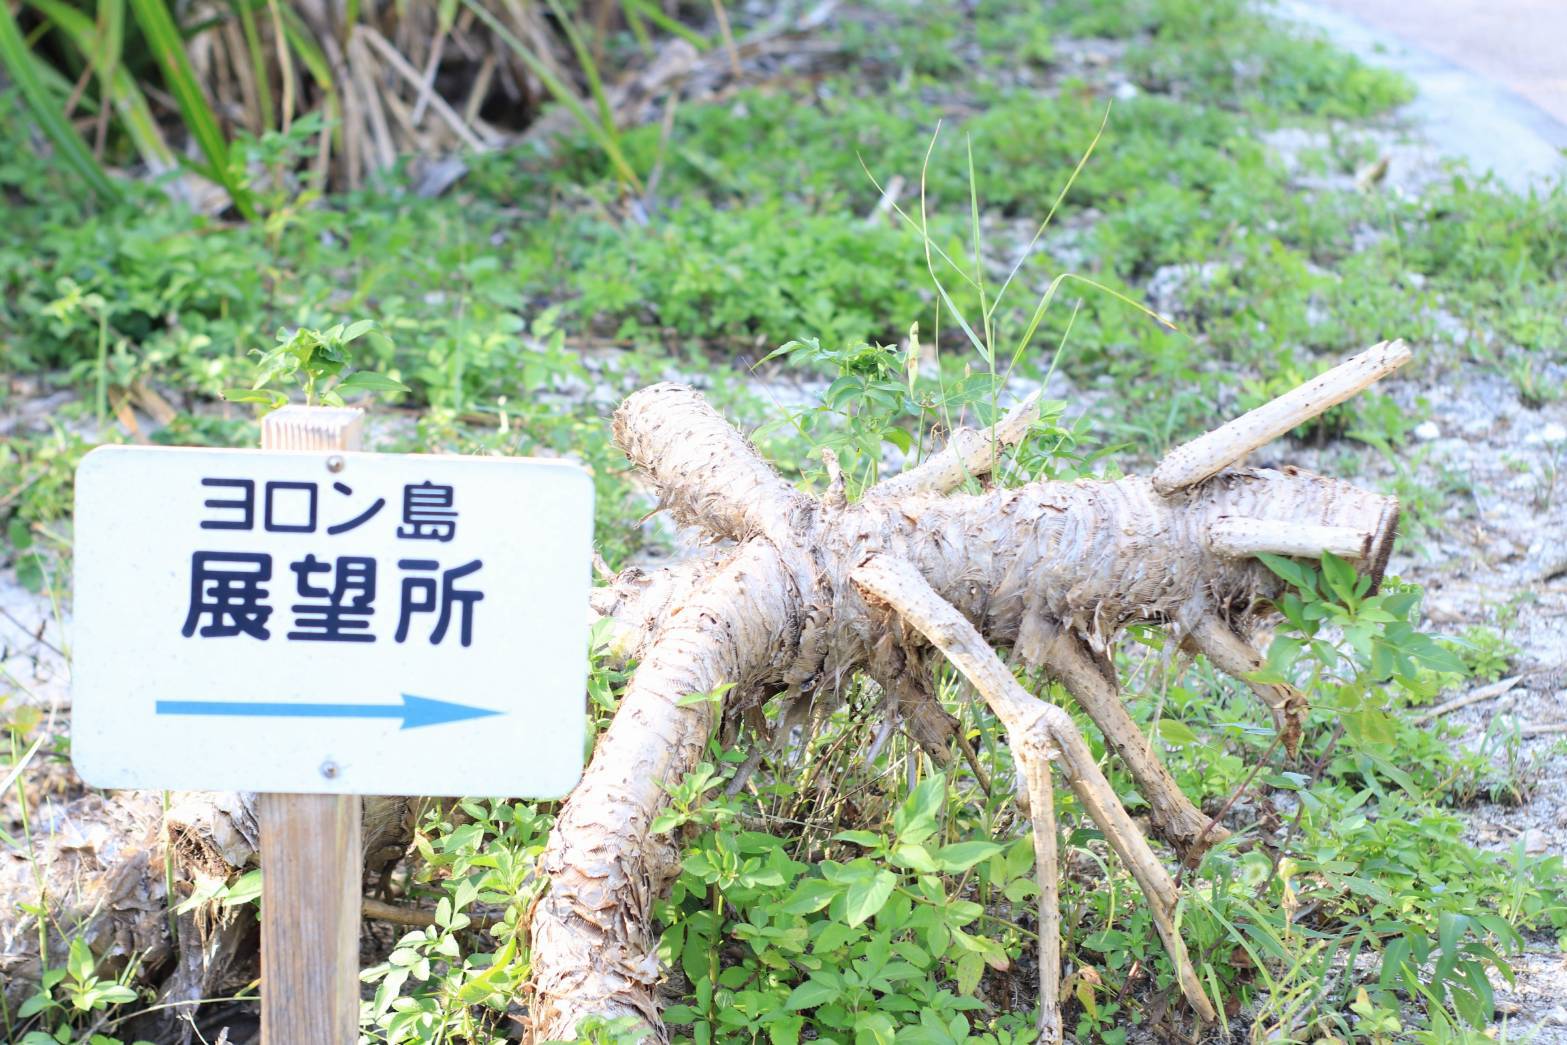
1152,340,1412,495
869,389,1042,499
1207,517,1373,560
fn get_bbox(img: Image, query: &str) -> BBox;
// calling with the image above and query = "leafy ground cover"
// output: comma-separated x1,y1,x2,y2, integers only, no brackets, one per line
3,0,1566,1042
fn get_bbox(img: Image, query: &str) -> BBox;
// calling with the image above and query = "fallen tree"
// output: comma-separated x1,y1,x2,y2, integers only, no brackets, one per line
530,340,1409,1040
0,340,1410,1042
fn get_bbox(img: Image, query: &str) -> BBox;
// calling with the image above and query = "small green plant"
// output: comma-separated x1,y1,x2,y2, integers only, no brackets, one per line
359,798,550,1043
1452,624,1519,683
1451,716,1545,808
224,321,408,410
654,764,1032,1044
14,938,147,1044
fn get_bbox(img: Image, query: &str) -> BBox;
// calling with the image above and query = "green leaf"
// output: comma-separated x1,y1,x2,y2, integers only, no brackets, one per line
766,1016,803,1045
1003,877,1039,903
954,950,984,996
844,869,897,927
334,371,410,395
894,772,946,845
782,878,837,915
1156,719,1199,746
891,843,939,874
855,1012,898,1045
221,869,263,907
340,319,378,342
832,830,883,848
881,426,914,455
1438,911,1467,960
933,841,1004,873
93,983,137,1005
1257,552,1313,592
676,682,734,708
1321,551,1358,605
67,938,93,981
222,387,288,408
784,976,840,1010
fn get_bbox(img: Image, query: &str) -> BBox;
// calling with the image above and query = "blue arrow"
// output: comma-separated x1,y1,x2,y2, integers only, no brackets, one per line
155,693,501,730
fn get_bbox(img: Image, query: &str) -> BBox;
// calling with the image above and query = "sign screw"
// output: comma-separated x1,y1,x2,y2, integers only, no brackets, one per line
326,455,345,474
320,760,340,780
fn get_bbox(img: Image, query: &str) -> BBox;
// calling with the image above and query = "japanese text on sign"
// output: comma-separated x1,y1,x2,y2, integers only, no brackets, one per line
183,477,482,646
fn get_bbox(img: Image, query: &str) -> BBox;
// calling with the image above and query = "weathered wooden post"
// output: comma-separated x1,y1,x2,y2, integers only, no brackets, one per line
259,405,365,1044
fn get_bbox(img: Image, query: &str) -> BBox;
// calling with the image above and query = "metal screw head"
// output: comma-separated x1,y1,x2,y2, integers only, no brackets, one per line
326,455,345,474
320,760,340,780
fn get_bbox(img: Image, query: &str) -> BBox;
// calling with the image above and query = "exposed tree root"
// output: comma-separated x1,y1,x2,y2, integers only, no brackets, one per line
530,342,1410,1041
853,554,1221,1034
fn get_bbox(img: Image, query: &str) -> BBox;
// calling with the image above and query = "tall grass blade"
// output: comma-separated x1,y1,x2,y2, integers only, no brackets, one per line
31,0,175,173
233,0,275,130
542,0,614,136
620,0,709,50
129,0,257,218
0,1,119,199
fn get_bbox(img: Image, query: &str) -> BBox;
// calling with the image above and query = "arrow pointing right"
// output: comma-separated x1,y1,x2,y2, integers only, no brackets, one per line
155,693,502,730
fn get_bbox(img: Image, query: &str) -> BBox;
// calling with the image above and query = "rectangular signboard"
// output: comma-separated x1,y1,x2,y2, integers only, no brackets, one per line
72,446,592,797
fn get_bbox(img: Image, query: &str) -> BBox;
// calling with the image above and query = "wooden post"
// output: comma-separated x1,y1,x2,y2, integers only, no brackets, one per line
259,405,365,1045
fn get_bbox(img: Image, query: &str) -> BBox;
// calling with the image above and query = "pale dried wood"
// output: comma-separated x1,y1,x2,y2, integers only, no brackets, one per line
259,405,364,451
851,555,1217,1029
259,794,362,1045
1413,675,1524,725
357,26,491,150
1153,340,1412,495
1207,517,1371,560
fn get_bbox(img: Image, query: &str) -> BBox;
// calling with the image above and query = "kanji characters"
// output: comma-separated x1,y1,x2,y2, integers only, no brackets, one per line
182,552,273,639
287,554,376,642
181,551,484,646
396,481,457,542
394,559,484,646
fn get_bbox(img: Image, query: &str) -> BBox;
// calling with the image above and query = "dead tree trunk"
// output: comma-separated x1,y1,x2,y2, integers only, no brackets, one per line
530,341,1410,1041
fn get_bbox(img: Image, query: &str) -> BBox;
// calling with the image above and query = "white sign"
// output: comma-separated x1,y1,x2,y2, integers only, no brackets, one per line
71,446,593,797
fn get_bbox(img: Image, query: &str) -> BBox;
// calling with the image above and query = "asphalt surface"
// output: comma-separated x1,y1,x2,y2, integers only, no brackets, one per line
1278,0,1567,191
1312,0,1567,126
